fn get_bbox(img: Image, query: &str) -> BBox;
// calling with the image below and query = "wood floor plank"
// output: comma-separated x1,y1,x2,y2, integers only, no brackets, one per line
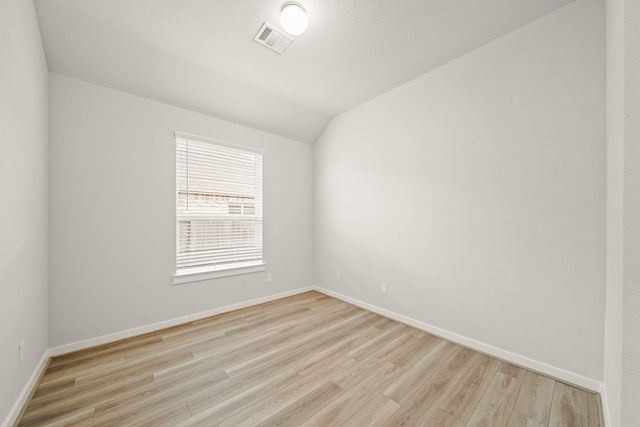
41,352,126,380
28,378,77,406
499,362,527,380
218,353,358,427
47,333,163,369
363,332,417,366
588,392,604,427
188,328,280,358
370,316,396,330
255,381,344,427
341,394,400,427
96,399,191,427
383,339,459,404
466,371,523,427
130,401,192,427
190,348,356,426
18,406,95,427
185,348,355,424
155,330,284,384
291,326,379,375
178,368,300,425
347,321,407,361
330,332,412,391
124,330,226,363
439,353,501,423
74,349,194,387
16,291,602,427
382,347,477,426
90,370,229,424
191,307,263,327
223,330,332,379
425,408,465,427
296,349,359,380
300,362,403,426
548,382,590,427
388,332,441,369
225,313,373,380
513,371,555,425
507,411,547,427
19,374,156,424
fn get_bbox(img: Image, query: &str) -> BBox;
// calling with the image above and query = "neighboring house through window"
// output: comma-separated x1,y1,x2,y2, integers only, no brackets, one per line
173,132,264,284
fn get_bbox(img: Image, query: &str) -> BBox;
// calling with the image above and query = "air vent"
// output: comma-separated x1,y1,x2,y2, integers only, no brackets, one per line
254,22,293,54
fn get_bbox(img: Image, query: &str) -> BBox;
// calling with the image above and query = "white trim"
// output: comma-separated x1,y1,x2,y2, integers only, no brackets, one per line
600,382,612,427
2,349,50,427
173,131,264,154
314,286,602,392
49,287,313,356
173,262,266,285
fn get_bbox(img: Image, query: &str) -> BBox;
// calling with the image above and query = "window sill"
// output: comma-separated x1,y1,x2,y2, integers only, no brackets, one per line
173,261,266,285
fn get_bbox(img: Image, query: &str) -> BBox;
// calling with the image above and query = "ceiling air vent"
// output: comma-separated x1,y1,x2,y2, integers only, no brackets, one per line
254,22,293,54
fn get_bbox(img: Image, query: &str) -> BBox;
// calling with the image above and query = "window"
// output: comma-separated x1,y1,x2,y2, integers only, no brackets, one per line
174,132,264,283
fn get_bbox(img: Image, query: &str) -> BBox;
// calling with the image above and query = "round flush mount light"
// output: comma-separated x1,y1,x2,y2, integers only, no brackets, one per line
280,2,308,35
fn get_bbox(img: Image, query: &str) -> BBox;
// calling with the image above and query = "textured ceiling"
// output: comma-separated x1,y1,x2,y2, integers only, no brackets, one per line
34,0,574,143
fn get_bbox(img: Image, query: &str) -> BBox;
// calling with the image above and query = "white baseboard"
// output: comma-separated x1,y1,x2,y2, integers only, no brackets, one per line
2,349,50,427
315,286,602,392
49,286,314,356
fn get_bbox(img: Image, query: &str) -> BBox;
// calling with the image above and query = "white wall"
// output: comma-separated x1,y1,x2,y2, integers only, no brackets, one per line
48,74,313,347
0,0,49,423
314,0,605,384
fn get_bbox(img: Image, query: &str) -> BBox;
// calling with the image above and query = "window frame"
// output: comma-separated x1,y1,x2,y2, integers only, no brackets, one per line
172,131,265,285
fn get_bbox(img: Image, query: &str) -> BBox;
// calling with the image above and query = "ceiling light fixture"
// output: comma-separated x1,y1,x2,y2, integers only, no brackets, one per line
280,2,308,36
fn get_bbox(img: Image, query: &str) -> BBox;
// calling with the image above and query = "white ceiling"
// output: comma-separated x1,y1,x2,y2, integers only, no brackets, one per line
34,0,574,143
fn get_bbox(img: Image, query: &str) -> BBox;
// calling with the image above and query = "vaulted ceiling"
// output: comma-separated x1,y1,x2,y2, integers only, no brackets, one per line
34,0,574,143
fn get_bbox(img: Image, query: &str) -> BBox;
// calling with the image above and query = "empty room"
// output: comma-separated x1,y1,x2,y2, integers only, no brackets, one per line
1,0,638,426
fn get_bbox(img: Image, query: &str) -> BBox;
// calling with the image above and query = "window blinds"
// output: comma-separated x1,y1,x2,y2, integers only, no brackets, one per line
176,134,263,272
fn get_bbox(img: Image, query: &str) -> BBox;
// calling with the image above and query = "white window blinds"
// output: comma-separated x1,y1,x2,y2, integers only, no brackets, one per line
176,133,263,273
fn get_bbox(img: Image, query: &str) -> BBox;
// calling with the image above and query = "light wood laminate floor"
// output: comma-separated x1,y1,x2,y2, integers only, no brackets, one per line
17,291,603,427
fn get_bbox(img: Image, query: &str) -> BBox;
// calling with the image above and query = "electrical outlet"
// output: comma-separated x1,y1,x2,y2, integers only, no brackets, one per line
336,272,341,281
18,341,25,364
266,273,273,283
381,283,387,294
